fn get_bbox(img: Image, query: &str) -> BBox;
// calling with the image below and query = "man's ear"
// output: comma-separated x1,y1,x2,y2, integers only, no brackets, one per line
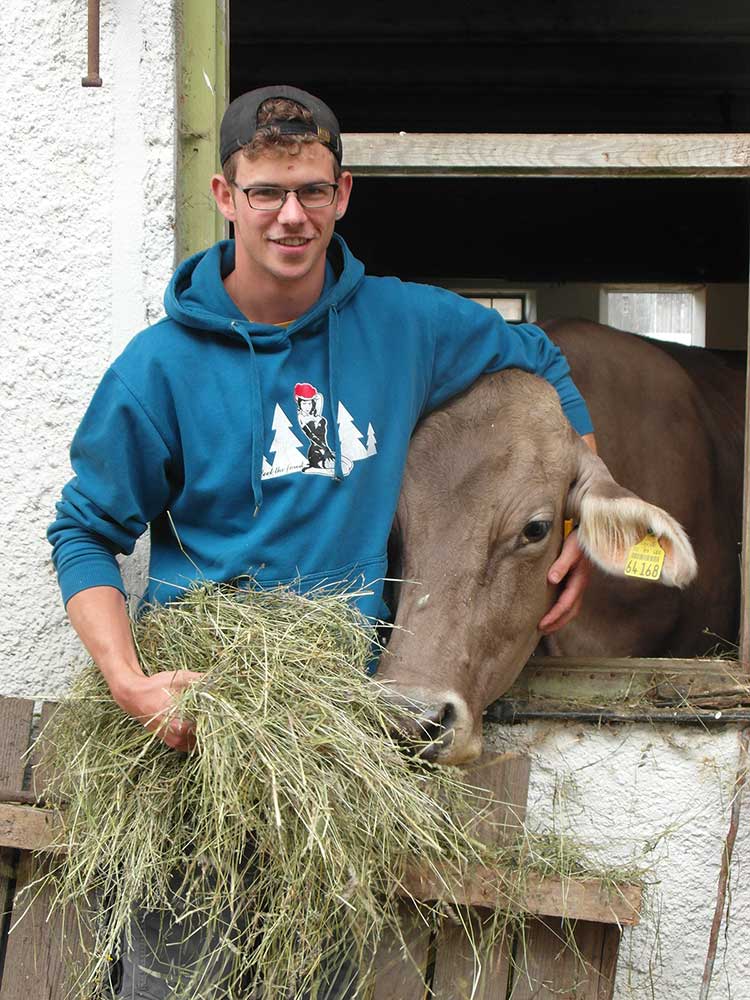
211,173,238,224
334,171,353,221
567,436,697,589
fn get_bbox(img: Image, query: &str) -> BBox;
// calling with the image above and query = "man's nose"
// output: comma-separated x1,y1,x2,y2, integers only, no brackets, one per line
277,192,307,224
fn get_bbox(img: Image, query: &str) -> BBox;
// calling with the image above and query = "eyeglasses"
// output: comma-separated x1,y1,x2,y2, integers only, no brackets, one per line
232,181,339,211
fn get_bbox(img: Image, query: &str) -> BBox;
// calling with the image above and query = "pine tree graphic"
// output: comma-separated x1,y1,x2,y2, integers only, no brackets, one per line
337,403,369,462
365,422,378,457
263,404,306,479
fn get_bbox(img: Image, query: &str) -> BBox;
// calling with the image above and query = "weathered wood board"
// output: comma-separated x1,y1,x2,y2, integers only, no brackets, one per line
344,133,750,178
509,918,620,1000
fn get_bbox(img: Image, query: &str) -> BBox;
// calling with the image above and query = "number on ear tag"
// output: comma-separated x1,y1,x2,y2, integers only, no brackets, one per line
624,533,665,582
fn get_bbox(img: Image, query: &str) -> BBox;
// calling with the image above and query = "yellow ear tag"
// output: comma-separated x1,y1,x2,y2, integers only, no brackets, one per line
624,532,665,582
563,518,574,539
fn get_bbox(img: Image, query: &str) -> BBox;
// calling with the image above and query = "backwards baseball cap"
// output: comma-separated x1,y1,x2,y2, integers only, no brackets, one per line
220,85,343,166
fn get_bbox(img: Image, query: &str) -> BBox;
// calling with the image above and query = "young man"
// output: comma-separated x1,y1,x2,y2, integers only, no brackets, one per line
49,84,595,996
50,84,595,750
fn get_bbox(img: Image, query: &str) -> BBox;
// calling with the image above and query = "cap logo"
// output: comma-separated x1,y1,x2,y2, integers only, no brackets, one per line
317,127,331,144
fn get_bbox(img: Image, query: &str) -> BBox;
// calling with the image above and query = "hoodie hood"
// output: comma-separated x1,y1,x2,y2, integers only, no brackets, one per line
163,235,365,512
164,234,365,346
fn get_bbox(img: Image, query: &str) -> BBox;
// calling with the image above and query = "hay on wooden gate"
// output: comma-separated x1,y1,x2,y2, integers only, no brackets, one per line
34,582,497,1000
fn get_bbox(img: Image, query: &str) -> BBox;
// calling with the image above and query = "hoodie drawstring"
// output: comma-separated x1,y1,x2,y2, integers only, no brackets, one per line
235,303,344,515
327,305,344,482
233,321,265,516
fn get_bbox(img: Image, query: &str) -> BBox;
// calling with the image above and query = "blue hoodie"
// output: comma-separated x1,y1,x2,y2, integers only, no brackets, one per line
48,236,592,621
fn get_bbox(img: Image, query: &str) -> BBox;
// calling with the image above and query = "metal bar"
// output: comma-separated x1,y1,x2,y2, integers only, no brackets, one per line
82,0,102,87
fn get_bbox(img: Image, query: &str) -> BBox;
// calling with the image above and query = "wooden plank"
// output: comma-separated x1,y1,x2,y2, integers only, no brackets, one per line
0,804,60,852
371,899,431,1000
432,753,530,996
509,918,616,1000
524,656,741,676
0,847,18,986
3,803,641,922
400,869,641,927
30,702,59,802
0,699,35,990
460,752,531,845
432,914,511,1000
597,925,621,1000
344,134,750,178
0,700,34,800
0,851,90,1000
486,657,750,723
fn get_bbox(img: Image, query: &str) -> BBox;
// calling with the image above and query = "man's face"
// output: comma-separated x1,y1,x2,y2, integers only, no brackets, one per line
214,143,352,289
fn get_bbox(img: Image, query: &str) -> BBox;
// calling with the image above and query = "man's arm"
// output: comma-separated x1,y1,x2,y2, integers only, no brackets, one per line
538,432,597,633
67,586,200,751
423,289,594,438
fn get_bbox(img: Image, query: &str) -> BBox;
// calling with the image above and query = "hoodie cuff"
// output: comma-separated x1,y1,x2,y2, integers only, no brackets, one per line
563,398,594,437
60,561,128,609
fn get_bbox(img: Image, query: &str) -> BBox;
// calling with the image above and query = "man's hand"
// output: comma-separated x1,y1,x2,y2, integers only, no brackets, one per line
538,528,592,634
113,670,203,752
66,587,202,752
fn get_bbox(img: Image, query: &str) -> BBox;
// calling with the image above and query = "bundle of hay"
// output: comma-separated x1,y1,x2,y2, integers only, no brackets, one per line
36,583,495,1000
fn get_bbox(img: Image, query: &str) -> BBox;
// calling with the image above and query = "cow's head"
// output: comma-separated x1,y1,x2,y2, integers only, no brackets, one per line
377,370,697,764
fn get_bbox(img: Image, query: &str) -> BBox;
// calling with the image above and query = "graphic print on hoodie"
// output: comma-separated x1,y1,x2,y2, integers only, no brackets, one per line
48,236,592,624
261,382,374,480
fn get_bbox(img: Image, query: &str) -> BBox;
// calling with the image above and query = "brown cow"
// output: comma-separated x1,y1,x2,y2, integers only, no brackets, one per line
379,320,743,764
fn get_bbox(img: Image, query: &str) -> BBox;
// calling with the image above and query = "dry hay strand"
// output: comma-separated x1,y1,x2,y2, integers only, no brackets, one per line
31,583,496,999
30,582,642,999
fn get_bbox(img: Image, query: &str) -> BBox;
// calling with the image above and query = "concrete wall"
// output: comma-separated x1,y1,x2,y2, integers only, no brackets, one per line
1,0,175,696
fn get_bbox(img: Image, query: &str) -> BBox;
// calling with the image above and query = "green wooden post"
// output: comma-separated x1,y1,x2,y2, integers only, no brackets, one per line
176,0,229,264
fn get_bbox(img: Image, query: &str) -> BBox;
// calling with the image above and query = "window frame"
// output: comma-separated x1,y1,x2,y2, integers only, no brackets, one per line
599,283,707,347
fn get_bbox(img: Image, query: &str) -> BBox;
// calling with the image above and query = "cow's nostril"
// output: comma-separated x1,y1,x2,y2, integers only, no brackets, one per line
440,702,456,731
390,701,456,760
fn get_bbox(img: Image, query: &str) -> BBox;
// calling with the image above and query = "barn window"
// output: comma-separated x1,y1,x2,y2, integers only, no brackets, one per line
443,287,537,323
599,285,706,347
470,293,534,323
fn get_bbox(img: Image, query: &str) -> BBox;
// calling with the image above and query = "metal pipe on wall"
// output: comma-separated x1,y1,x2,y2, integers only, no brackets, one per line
82,0,103,87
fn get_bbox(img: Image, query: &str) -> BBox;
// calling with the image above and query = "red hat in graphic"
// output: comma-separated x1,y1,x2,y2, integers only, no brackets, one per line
294,383,317,399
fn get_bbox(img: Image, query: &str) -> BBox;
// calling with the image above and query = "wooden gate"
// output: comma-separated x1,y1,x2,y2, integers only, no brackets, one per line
0,697,639,999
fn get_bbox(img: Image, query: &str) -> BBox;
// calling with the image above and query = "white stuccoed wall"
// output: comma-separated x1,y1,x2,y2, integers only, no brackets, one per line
0,0,174,696
485,721,749,999
0,4,747,998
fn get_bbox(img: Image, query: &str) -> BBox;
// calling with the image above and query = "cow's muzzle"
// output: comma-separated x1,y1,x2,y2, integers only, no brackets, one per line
376,687,479,763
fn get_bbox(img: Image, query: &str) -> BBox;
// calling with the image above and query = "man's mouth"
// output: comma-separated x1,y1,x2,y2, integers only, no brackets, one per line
270,237,312,247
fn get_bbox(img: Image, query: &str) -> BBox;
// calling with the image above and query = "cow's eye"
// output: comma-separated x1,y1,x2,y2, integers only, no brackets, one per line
522,519,552,544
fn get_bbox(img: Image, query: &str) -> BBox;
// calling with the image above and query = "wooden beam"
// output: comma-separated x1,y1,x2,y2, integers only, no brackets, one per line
176,0,228,262
486,657,750,724
399,867,641,927
343,133,750,178
0,803,60,852
0,780,641,928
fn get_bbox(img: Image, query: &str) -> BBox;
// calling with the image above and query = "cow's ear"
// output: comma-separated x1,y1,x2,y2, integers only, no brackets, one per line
566,439,697,589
